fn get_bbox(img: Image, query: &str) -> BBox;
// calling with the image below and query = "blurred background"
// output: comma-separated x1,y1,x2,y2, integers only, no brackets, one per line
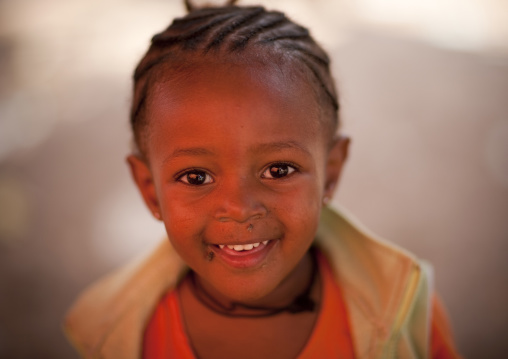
0,0,507,357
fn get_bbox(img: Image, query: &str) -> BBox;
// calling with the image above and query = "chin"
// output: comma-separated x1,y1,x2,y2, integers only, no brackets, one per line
209,272,283,305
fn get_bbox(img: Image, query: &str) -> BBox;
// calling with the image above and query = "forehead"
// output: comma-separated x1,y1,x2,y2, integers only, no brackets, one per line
149,58,318,110
143,59,327,161
151,59,320,122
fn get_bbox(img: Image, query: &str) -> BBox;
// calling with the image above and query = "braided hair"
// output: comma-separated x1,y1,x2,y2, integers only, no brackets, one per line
131,0,339,153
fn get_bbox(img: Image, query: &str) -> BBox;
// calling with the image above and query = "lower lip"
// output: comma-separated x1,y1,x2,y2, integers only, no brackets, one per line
211,240,277,269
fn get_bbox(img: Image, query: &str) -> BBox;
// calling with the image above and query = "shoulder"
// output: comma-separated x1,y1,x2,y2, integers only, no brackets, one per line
63,240,186,358
316,205,434,358
316,205,431,300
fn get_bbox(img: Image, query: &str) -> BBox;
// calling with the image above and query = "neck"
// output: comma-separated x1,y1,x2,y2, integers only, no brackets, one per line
191,249,318,316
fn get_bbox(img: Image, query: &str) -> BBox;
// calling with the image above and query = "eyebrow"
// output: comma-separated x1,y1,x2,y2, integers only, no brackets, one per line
163,147,214,164
250,140,311,156
162,140,310,164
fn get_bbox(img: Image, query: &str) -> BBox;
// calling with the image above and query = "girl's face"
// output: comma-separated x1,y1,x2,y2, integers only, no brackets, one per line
128,61,348,304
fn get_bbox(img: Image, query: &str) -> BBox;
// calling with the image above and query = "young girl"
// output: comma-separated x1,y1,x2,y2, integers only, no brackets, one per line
64,1,461,358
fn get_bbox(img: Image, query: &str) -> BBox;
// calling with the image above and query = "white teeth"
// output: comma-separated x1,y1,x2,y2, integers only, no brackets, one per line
218,240,270,252
218,241,267,252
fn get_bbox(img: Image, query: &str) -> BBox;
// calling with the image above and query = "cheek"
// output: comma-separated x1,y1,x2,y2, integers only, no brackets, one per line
158,181,210,223
291,173,323,206
159,192,210,257
162,217,210,273
290,196,321,236
271,177,322,233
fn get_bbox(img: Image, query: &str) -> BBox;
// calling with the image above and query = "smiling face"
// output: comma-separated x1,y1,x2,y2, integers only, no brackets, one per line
128,59,348,304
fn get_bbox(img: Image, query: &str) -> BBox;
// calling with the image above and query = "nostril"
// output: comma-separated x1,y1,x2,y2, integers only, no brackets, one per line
215,209,267,224
213,185,268,223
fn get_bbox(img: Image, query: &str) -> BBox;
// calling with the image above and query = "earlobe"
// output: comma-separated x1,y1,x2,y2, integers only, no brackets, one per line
126,154,162,220
323,135,350,201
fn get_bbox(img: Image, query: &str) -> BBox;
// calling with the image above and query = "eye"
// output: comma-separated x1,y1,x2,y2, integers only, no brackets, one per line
177,170,213,185
261,163,297,179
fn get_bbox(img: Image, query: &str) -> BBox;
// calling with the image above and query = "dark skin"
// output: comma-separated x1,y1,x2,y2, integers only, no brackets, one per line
178,253,321,359
128,60,349,358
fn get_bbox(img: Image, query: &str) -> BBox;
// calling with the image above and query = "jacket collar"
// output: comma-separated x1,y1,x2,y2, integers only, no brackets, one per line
317,206,428,358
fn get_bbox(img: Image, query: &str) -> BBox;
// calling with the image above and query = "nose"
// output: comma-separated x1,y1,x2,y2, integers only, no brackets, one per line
213,177,267,223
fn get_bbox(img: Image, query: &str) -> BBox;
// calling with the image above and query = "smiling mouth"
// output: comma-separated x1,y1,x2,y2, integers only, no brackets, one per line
210,239,276,269
216,240,270,252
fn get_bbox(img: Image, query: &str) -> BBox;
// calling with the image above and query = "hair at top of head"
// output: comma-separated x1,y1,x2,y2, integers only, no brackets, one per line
131,0,340,155
184,0,238,12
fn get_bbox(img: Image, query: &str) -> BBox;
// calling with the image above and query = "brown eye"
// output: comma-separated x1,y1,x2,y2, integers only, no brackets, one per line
178,170,213,185
262,163,296,179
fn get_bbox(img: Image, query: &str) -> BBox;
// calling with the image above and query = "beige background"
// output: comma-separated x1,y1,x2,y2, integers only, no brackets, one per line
0,0,507,357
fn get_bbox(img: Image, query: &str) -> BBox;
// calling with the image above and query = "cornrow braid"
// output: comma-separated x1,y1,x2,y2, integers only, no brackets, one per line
131,2,339,152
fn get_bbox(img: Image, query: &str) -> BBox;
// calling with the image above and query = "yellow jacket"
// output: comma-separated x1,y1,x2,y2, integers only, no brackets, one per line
64,206,433,358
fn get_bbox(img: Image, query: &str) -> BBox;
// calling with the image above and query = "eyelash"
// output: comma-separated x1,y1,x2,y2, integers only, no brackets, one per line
175,162,299,186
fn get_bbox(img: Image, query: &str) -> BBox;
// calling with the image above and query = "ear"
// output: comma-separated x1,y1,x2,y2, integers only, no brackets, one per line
323,135,350,201
126,154,162,221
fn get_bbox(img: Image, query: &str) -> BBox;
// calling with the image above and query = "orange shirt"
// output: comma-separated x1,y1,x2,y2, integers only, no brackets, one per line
143,251,459,358
431,295,461,359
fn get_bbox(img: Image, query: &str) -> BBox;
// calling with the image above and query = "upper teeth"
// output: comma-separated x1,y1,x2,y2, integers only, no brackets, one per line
219,240,269,251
